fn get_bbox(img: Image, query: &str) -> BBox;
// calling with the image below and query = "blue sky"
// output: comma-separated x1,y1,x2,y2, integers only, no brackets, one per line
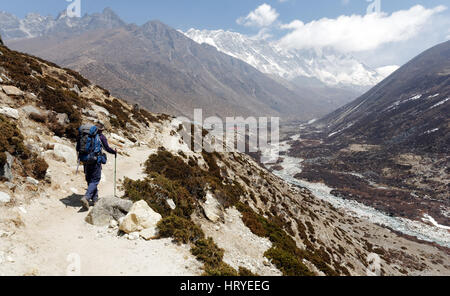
1,0,447,32
1,0,449,67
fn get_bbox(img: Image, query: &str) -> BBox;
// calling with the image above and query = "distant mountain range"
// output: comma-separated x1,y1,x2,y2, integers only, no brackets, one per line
184,29,397,92
0,8,125,39
2,8,379,120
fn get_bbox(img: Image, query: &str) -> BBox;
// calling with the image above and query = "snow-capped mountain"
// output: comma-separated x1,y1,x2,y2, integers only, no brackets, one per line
0,8,125,40
0,12,55,40
184,29,395,90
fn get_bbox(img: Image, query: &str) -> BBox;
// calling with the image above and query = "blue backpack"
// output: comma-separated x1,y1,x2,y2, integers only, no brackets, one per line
77,125,106,164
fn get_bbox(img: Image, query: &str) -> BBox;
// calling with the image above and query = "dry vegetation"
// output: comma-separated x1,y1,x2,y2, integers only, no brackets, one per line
0,115,48,181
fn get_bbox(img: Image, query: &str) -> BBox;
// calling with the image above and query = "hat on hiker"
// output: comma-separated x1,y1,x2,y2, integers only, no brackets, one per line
96,122,105,131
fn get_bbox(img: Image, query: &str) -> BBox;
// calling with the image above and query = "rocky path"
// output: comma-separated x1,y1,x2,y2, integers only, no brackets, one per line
0,146,202,276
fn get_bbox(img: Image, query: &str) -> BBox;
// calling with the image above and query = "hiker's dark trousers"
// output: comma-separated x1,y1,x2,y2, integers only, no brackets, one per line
84,163,102,202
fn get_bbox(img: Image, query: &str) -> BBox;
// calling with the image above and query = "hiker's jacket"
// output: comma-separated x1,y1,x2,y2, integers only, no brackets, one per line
98,133,116,155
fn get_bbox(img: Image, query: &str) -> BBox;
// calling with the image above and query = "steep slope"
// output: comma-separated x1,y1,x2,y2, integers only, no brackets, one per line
0,43,449,276
184,29,390,91
6,10,327,121
319,40,450,154
287,41,450,226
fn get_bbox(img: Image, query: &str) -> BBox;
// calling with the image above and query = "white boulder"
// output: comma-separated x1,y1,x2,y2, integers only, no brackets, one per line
53,143,77,165
109,219,118,229
85,197,133,226
201,192,222,223
1,85,24,96
127,232,140,240
26,177,39,185
56,113,69,125
0,192,11,204
110,133,128,144
21,105,45,116
167,198,176,210
140,228,158,240
91,104,109,116
119,200,162,234
0,107,19,120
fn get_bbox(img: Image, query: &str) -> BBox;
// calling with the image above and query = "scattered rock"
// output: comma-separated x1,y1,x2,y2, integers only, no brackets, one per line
4,182,15,190
110,133,128,144
70,84,81,95
52,136,62,142
53,143,77,165
0,229,12,238
0,192,11,204
26,177,39,185
56,113,69,125
1,85,24,96
139,228,158,240
44,171,52,183
127,232,140,240
119,200,162,234
0,107,19,119
82,108,98,118
85,196,133,226
201,192,222,223
21,105,45,116
91,104,109,116
109,219,118,229
0,152,14,181
167,198,176,210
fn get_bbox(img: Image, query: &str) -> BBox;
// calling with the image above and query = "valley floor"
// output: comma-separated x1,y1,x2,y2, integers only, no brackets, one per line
268,132,450,248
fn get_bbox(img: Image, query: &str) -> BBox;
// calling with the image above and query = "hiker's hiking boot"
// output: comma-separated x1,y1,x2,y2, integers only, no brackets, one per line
80,197,90,210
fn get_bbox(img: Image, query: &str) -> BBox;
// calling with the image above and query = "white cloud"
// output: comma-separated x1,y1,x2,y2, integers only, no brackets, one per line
376,65,400,77
278,5,447,52
251,28,273,40
237,3,279,28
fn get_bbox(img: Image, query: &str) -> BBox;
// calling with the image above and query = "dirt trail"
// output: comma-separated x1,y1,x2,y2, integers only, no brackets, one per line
0,146,202,276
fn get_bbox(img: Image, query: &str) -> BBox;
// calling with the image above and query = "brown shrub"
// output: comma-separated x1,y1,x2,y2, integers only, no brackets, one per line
32,157,49,180
157,215,204,244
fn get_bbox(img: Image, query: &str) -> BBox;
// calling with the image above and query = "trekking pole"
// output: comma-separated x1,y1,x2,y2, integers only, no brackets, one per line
114,152,117,197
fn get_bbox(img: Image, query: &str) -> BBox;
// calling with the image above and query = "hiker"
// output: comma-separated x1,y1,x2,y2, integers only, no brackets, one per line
76,123,117,210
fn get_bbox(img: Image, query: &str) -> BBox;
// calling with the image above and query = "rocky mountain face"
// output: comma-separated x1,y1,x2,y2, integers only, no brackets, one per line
287,41,450,227
0,43,448,275
5,9,342,121
184,29,391,92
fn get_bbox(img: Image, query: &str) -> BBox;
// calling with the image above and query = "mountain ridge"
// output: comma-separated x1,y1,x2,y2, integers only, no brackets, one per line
184,28,396,91
6,13,340,121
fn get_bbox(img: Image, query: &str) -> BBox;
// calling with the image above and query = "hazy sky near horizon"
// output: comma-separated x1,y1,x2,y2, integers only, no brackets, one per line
1,0,449,67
